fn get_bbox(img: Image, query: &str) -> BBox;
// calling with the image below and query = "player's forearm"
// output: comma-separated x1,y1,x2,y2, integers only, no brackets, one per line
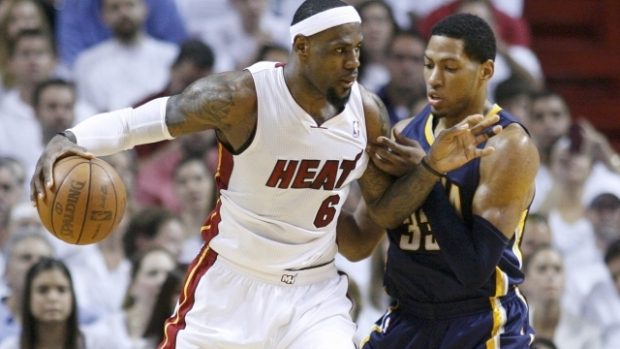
66,97,173,156
336,203,385,261
423,186,509,289
367,162,439,229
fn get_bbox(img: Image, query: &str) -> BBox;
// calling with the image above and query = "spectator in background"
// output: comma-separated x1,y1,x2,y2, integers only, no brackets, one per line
174,0,231,37
0,228,54,343
578,199,620,349
73,0,178,112
455,0,543,98
56,0,186,68
521,212,552,260
493,75,537,122
65,208,132,325
135,130,217,213
33,79,76,144
355,0,399,92
172,156,215,264
142,268,185,346
0,258,105,349
85,247,177,349
122,207,185,262
0,157,26,255
0,0,52,94
522,246,602,349
418,0,531,47
0,29,58,176
253,43,289,64
199,0,289,72
526,91,620,213
133,39,215,160
376,30,426,126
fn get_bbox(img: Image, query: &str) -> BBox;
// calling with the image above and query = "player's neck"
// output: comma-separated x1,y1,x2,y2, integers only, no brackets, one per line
283,64,342,124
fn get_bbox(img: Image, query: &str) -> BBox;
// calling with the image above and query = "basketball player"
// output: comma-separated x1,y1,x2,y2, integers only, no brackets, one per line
31,1,501,348
356,14,539,348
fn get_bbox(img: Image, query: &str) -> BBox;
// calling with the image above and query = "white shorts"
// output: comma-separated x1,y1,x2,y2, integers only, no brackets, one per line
159,245,356,349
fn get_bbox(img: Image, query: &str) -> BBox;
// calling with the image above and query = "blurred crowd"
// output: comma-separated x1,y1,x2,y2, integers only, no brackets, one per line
0,0,619,348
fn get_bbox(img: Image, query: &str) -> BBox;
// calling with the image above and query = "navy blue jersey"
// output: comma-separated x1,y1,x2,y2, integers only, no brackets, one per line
384,104,529,306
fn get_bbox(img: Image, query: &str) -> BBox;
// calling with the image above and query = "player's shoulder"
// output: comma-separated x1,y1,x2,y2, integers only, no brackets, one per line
359,85,390,139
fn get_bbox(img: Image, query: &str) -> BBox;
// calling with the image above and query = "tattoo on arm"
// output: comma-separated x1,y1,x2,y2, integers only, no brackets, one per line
165,74,237,137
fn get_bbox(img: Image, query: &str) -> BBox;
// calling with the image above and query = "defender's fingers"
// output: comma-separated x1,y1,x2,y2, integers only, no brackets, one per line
393,131,422,148
469,114,500,135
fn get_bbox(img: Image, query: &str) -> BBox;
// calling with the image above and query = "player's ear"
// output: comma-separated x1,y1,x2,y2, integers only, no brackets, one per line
293,36,310,57
480,59,494,81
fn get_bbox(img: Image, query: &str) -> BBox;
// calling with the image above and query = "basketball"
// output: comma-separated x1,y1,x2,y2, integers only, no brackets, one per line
36,155,127,245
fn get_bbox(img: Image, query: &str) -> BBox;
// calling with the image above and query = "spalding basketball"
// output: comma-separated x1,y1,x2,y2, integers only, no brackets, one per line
36,156,126,245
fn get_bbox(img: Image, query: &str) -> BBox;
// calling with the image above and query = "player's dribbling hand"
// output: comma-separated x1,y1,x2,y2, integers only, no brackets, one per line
367,130,426,177
427,113,502,174
30,134,93,204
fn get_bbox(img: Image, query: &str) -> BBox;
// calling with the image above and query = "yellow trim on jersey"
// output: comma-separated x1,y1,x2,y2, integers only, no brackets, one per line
424,104,501,146
486,104,502,118
485,297,507,349
359,324,383,348
512,209,528,268
493,266,509,297
424,113,435,145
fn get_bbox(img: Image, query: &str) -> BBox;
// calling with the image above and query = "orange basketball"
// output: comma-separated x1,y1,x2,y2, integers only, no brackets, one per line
36,156,126,245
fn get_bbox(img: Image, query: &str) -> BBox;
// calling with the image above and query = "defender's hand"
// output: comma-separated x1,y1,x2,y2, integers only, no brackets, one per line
427,113,502,173
367,131,426,177
30,135,93,204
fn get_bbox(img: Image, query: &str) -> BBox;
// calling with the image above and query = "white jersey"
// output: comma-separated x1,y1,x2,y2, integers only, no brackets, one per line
207,61,369,274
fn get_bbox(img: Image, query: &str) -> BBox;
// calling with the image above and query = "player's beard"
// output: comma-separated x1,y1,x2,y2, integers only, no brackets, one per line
326,87,351,112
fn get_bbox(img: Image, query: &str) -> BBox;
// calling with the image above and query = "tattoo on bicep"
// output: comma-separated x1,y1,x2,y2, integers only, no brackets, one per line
166,81,235,136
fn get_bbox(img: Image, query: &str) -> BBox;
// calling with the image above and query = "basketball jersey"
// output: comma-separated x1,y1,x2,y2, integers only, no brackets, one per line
384,104,529,305
206,62,369,274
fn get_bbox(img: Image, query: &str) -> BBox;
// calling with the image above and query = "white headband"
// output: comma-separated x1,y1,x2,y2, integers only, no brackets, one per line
290,6,361,44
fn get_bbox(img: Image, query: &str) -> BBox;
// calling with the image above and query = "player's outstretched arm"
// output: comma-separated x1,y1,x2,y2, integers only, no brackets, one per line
31,70,256,203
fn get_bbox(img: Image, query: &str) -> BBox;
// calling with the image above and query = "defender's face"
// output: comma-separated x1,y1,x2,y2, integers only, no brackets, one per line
423,36,485,119
304,23,362,109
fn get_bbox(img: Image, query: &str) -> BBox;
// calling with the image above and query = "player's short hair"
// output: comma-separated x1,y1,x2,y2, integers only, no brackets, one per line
291,0,350,26
431,13,496,63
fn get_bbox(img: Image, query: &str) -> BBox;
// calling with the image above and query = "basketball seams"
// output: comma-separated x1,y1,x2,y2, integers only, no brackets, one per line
37,156,126,245
49,159,89,241
91,162,122,241
74,161,93,244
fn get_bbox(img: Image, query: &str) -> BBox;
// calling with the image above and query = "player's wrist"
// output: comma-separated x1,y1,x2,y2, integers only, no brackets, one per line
57,130,77,144
420,156,446,178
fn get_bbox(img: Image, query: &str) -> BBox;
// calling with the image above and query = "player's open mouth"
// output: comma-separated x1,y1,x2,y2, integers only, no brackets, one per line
428,92,443,107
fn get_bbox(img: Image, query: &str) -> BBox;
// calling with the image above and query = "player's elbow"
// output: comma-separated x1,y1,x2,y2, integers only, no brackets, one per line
338,243,374,262
367,209,404,230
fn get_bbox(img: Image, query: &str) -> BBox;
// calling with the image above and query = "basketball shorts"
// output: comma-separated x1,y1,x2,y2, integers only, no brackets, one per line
361,289,535,349
159,246,357,349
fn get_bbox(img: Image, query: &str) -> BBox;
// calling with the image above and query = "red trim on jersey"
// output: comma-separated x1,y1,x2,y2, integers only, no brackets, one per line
215,143,234,191
158,201,222,348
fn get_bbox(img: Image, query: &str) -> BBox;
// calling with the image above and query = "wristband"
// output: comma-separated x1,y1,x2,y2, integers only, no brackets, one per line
57,130,76,143
421,157,446,178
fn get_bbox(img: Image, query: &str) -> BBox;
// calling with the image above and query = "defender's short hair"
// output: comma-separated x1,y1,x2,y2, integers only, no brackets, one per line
291,0,350,26
431,13,496,63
